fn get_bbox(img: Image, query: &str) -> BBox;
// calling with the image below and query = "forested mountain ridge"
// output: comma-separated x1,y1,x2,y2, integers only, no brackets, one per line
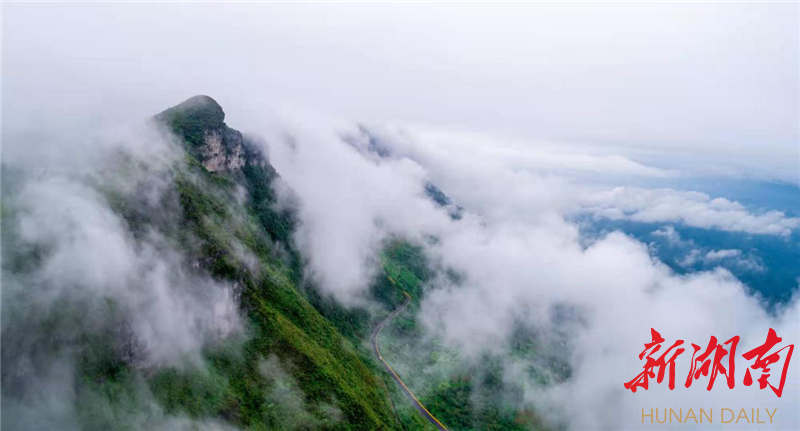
149,95,403,429
1,95,405,430
2,95,550,431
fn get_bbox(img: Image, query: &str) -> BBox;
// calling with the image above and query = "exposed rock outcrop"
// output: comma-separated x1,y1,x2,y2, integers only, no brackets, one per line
156,95,255,173
200,128,245,172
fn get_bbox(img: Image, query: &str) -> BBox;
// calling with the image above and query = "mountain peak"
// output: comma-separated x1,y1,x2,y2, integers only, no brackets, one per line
179,94,222,111
155,95,226,144
161,95,226,127
156,95,255,173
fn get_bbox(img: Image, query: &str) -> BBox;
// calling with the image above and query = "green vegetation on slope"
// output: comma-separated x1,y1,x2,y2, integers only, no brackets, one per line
156,95,226,148
2,95,562,430
136,103,400,429
31,96,402,430
376,240,554,431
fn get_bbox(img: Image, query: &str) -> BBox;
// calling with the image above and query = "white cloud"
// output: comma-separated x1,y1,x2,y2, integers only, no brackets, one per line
251,119,799,430
2,126,244,428
679,249,703,267
6,151,242,368
2,3,797,427
377,125,677,178
257,119,453,305
649,229,766,273
582,187,800,236
652,225,685,246
705,249,742,261
704,249,765,273
4,2,797,181
3,105,795,430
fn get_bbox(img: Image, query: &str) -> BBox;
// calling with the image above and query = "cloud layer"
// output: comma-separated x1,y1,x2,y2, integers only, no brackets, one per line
582,187,800,236
254,119,800,430
4,2,797,181
2,3,797,428
2,126,243,429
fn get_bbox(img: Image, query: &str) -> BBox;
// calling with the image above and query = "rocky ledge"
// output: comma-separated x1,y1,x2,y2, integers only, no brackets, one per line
156,95,257,173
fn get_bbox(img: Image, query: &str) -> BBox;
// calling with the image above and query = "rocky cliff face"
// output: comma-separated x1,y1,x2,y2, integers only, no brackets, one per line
156,95,256,173
200,127,245,172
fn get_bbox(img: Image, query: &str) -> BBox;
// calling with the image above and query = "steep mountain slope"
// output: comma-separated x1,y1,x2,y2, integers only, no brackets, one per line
2,95,553,431
1,95,402,430
154,97,549,430
150,95,401,429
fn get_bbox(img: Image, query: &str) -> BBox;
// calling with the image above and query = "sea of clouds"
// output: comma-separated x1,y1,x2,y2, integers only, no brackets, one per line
254,118,800,430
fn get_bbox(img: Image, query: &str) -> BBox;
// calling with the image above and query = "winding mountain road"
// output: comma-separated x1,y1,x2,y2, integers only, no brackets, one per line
370,286,448,430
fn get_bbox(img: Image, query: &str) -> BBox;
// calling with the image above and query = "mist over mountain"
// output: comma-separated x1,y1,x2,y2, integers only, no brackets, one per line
2,96,399,430
3,3,799,431
3,93,797,430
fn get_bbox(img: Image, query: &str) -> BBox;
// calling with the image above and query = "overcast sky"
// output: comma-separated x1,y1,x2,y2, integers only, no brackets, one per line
3,2,798,180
